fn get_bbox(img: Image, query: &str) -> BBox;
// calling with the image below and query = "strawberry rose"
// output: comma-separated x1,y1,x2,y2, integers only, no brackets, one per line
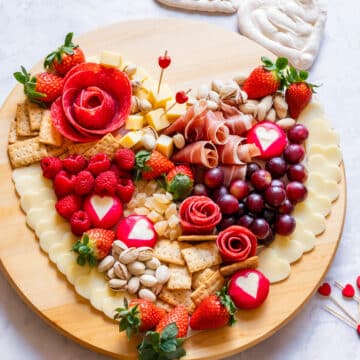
51,62,131,142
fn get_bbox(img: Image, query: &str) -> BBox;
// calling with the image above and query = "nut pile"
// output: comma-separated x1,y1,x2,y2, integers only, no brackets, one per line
98,239,170,302
125,180,182,241
190,75,294,129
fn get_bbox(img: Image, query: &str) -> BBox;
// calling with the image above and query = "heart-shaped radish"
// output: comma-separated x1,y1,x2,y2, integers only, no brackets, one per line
246,121,287,160
228,269,270,309
116,215,157,248
83,194,123,229
342,284,355,298
318,282,331,297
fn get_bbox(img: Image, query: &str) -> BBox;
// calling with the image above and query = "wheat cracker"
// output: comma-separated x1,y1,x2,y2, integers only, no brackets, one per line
167,264,192,290
154,240,190,266
191,270,225,305
16,103,37,137
84,133,119,159
39,110,63,147
192,266,218,290
8,119,18,144
158,288,195,313
27,101,43,131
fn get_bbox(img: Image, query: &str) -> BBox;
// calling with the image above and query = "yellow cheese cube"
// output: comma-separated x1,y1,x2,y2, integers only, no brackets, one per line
134,87,151,102
156,135,174,158
133,66,151,82
118,131,142,148
142,79,174,109
145,109,170,132
166,103,187,122
100,51,123,68
125,115,144,131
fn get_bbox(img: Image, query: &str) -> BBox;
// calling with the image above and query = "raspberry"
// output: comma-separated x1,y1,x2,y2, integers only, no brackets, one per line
94,171,118,196
63,154,87,173
110,163,132,179
54,170,76,197
74,171,94,196
88,153,111,175
70,210,91,235
115,149,135,171
55,194,82,220
116,178,135,203
40,156,63,179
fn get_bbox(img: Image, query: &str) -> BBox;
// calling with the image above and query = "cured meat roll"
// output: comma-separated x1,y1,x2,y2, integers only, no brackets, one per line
219,165,247,186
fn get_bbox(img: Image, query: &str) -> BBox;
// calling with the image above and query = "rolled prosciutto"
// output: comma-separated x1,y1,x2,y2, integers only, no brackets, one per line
204,111,229,145
216,225,257,262
219,165,247,186
224,114,255,136
171,141,218,168
179,196,222,234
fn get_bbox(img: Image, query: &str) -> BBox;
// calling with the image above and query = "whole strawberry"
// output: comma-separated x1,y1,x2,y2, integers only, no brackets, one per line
190,287,236,330
44,32,85,76
135,150,175,180
14,66,64,105
166,165,194,201
285,67,317,119
242,57,288,99
114,298,166,339
72,228,115,266
155,306,188,337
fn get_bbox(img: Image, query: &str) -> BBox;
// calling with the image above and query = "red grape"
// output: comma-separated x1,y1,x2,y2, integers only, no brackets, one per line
275,214,296,236
236,202,246,217
193,184,208,196
288,124,309,144
271,179,285,189
212,186,228,202
229,179,249,200
217,216,236,231
265,157,287,178
251,170,272,191
264,186,286,207
246,162,261,180
287,163,307,182
245,193,265,214
284,144,305,164
251,218,270,239
237,214,254,228
204,167,224,189
263,208,276,225
218,194,239,215
259,228,275,245
286,181,307,203
278,199,294,214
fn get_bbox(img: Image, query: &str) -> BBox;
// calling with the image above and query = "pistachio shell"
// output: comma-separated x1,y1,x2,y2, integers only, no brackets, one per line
97,256,115,273
138,288,156,302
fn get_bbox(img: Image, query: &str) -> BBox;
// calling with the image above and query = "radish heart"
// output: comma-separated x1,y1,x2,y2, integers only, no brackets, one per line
116,215,157,248
90,195,114,220
235,272,259,298
255,127,279,151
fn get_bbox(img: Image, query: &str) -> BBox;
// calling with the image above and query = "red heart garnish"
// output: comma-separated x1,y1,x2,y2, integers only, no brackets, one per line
175,91,188,104
356,276,360,290
357,325,360,335
342,284,355,298
318,282,331,296
158,55,171,69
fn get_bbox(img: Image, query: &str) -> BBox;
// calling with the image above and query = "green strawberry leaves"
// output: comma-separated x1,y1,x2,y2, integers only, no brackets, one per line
285,66,319,93
167,174,193,201
135,150,152,180
72,233,97,267
217,286,237,326
114,298,141,340
138,323,186,360
261,56,289,90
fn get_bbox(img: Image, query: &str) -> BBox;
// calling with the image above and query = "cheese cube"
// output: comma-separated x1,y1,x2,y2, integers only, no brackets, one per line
133,66,151,82
125,115,144,130
156,135,174,158
145,109,170,132
118,131,142,148
166,103,187,122
134,88,151,102
142,79,174,109
100,51,123,68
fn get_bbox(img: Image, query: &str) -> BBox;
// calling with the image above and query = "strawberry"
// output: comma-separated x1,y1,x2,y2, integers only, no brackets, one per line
72,228,115,266
135,150,175,181
190,287,236,331
138,307,188,360
166,165,194,201
242,57,288,99
285,67,317,119
44,32,85,76
14,67,64,105
114,298,166,339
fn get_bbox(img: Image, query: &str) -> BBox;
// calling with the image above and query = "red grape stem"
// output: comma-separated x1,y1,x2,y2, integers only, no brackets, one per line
164,88,191,114
157,50,168,94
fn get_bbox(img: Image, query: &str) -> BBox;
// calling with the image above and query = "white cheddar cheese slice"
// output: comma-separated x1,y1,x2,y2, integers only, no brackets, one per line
308,145,342,165
12,164,42,181
39,229,65,253
307,173,340,202
308,154,342,183
90,286,113,311
57,252,77,275
257,248,291,283
291,221,316,253
75,269,107,300
66,263,91,285
270,236,304,264
102,295,126,318
27,208,56,230
292,207,326,236
306,190,332,217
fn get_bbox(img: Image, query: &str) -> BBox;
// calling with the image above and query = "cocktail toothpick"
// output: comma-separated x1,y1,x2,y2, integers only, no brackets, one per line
322,306,358,331
165,89,191,113
157,50,171,94
334,281,360,303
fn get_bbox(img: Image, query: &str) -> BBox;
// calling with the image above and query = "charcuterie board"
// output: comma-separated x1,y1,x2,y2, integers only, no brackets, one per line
0,18,346,360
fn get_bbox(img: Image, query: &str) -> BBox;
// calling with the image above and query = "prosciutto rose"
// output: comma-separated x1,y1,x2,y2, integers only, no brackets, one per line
51,62,131,142
216,225,257,262
179,195,222,234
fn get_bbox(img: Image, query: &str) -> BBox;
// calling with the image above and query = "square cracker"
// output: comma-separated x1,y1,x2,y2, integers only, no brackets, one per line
27,101,43,131
191,270,225,306
84,133,119,159
39,110,63,146
158,288,195,314
192,266,218,290
8,137,47,168
220,256,258,277
155,300,173,313
8,119,17,144
167,264,192,290
16,103,37,137
154,240,190,266
68,141,97,155
181,242,222,273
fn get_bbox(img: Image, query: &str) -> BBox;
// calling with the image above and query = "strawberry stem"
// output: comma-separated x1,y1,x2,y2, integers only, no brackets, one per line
72,233,97,267
217,286,237,326
114,298,141,339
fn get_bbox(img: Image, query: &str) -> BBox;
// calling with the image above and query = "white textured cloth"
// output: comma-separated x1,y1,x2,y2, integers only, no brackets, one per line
0,1,359,359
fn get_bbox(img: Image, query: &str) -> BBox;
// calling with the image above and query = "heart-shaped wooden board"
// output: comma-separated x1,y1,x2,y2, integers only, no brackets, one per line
0,18,346,360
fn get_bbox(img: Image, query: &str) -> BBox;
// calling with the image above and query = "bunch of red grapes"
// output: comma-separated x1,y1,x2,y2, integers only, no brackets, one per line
193,123,309,245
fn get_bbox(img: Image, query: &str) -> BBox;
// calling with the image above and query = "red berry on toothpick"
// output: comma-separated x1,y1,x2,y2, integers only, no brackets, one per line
157,50,171,94
175,90,189,104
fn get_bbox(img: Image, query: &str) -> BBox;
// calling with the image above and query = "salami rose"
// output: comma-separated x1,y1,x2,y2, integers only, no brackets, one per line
216,225,257,262
51,62,131,142
179,196,222,234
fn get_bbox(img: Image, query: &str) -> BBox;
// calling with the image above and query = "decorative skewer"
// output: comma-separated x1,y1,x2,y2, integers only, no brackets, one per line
165,89,191,114
157,50,171,94
334,281,360,303
322,306,358,330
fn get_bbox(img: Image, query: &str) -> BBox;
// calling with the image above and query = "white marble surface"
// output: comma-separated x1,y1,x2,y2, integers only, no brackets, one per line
0,1,359,359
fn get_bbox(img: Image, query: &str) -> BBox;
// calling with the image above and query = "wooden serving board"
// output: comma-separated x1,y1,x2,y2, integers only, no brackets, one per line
0,19,346,360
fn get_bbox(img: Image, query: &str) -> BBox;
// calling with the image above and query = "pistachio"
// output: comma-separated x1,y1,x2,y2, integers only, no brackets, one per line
144,269,156,276
146,257,161,270
196,84,211,100
127,277,140,295
131,80,143,92
138,98,152,113
138,288,156,302
137,247,154,262
266,108,277,122
155,265,170,284
106,267,116,280
274,94,288,119
140,274,158,287
119,248,139,264
276,117,296,130
219,81,239,99
109,278,127,290
131,96,140,114
208,90,220,104
239,102,258,115
113,261,130,280
206,100,218,111
152,283,163,296
123,63,137,77
112,240,128,255
97,255,115,273
128,261,146,276
173,133,185,149
211,79,224,93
